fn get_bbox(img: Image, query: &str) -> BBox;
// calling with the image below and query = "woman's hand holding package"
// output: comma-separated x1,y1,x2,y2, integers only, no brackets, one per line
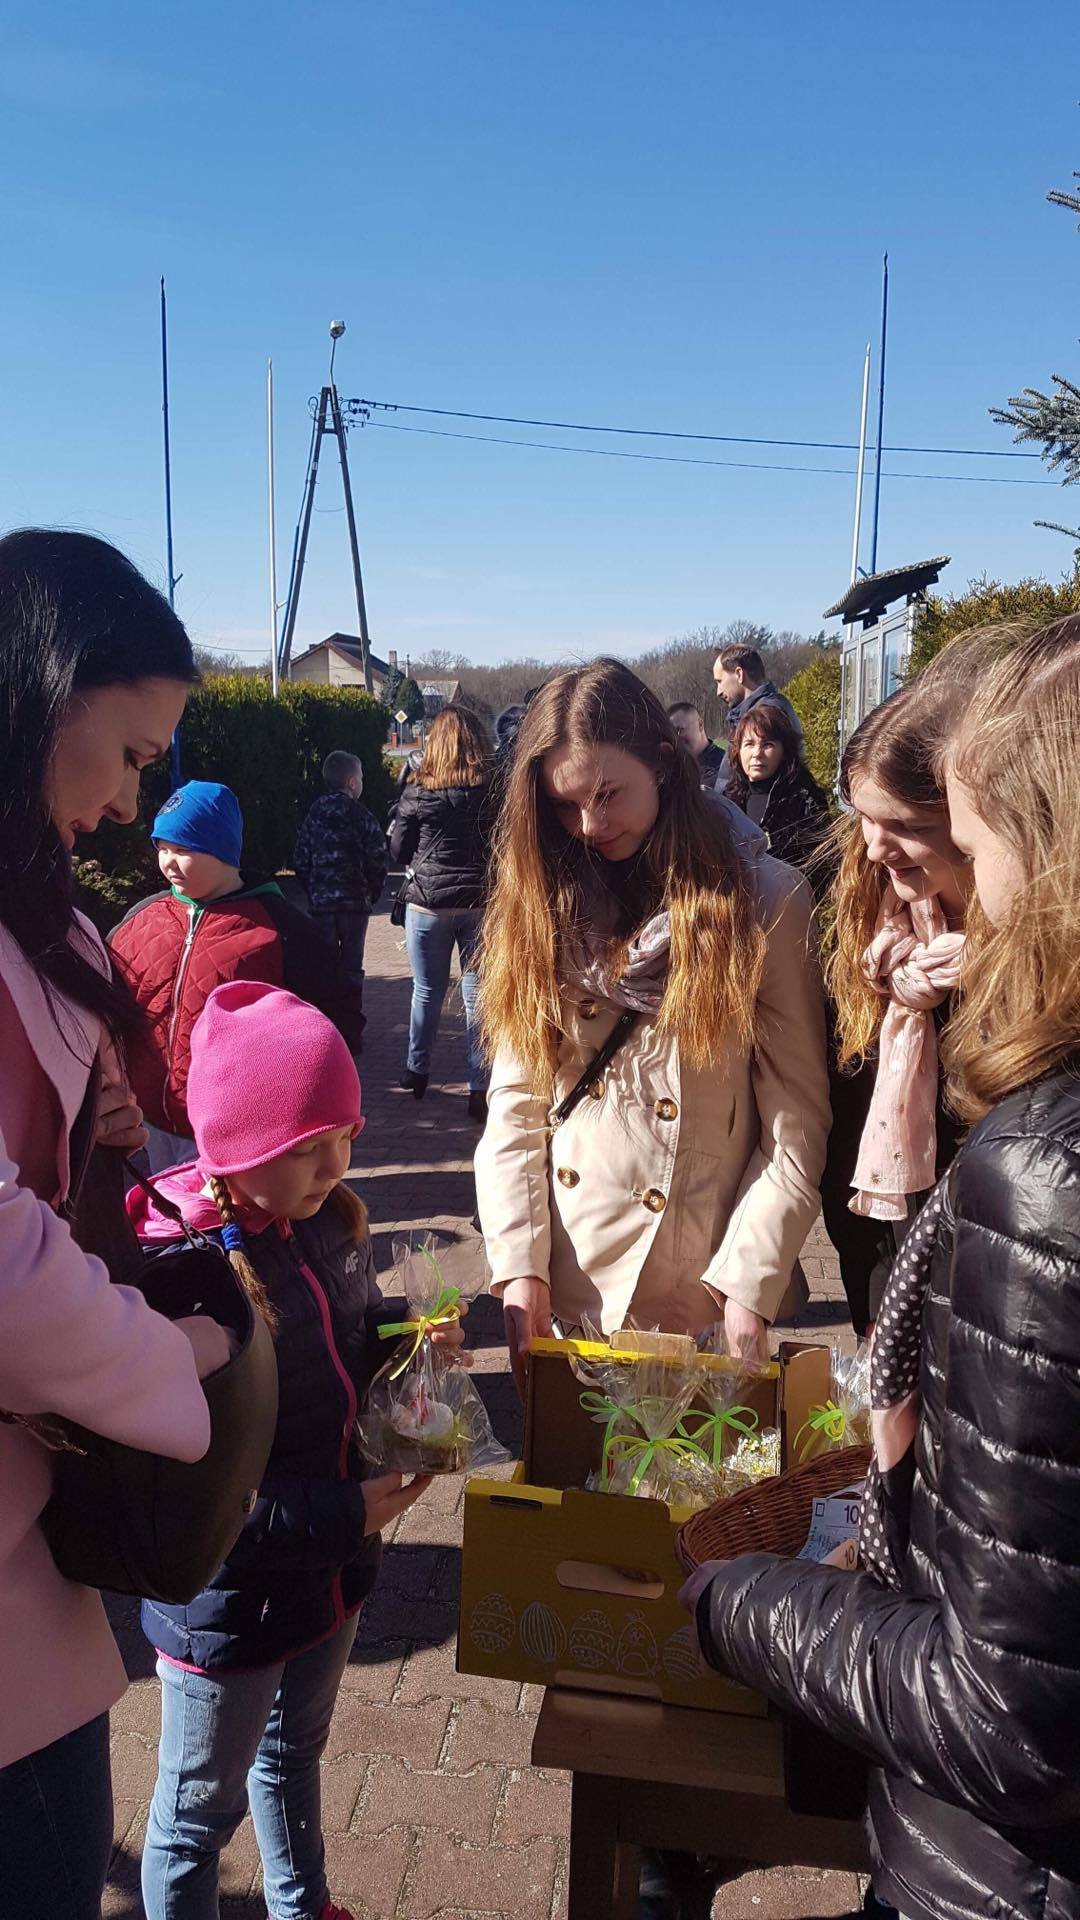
502,1275,553,1396
361,1471,434,1535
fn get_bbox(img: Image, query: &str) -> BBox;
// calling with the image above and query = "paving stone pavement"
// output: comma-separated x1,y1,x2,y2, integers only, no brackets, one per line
104,893,865,1919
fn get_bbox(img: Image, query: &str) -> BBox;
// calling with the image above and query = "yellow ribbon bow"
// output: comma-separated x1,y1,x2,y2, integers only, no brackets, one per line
794,1398,848,1461
379,1285,461,1379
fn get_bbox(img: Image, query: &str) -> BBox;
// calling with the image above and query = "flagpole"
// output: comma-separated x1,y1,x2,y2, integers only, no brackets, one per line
869,252,889,576
849,341,871,585
161,277,182,783
268,358,279,695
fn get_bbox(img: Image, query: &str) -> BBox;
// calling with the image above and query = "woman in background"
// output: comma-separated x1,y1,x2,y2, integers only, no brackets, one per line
389,704,493,1122
818,679,970,1335
724,702,830,873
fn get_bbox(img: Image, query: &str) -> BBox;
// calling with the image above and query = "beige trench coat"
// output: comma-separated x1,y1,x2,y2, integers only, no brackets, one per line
475,852,830,1335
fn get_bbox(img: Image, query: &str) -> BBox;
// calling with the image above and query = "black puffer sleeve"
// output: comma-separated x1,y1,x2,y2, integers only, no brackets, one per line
388,781,421,866
696,1118,1080,1831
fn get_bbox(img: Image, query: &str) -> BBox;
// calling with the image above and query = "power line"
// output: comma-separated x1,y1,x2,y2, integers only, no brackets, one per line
355,397,1039,462
367,418,1056,485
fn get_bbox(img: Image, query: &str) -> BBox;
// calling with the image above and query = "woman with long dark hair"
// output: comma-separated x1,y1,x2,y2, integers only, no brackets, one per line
389,702,494,1121
0,530,230,1917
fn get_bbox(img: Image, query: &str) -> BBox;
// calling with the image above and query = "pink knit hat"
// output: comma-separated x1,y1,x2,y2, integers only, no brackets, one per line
187,980,364,1176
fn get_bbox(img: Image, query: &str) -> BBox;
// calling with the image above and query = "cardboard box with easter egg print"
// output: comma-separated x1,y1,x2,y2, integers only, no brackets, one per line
457,1335,833,1714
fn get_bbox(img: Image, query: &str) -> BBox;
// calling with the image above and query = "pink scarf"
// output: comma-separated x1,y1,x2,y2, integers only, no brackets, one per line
850,890,965,1221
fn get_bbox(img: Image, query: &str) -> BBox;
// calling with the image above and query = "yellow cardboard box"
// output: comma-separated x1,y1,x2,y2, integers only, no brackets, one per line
457,1337,832,1714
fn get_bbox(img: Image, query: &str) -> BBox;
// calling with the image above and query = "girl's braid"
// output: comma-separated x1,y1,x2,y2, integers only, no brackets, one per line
208,1176,279,1335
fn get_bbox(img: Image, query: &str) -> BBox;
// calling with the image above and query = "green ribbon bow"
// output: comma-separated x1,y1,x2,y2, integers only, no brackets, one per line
676,1403,759,1469
795,1398,848,1461
379,1284,461,1379
579,1390,629,1489
603,1430,709,1497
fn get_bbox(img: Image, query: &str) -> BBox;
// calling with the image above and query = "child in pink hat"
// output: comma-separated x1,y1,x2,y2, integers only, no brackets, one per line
130,982,466,1920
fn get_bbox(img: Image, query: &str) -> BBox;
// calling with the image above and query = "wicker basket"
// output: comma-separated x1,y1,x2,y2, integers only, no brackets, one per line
675,1444,872,1572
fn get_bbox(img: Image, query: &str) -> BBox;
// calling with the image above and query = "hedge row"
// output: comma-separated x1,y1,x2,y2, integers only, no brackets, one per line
76,676,391,931
906,563,1080,676
782,650,841,792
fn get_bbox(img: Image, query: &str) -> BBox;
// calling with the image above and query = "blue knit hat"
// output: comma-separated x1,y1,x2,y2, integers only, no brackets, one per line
152,781,243,867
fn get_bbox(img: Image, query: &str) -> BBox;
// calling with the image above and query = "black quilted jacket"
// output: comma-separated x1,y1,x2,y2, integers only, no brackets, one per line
388,781,492,912
697,1067,1080,1920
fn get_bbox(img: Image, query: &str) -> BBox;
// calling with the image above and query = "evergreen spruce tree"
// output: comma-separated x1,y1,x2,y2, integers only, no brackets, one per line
992,163,1080,540
380,660,404,714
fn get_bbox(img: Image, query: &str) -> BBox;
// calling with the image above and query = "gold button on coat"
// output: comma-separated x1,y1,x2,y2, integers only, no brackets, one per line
587,1079,604,1100
653,1097,678,1120
557,1166,580,1188
641,1187,666,1213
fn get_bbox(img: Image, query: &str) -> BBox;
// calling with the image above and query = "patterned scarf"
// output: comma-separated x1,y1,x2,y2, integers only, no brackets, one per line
562,909,672,1017
850,891,965,1221
858,1183,944,1589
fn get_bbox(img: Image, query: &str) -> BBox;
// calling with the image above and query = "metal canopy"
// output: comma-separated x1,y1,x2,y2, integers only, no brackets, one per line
825,556,950,625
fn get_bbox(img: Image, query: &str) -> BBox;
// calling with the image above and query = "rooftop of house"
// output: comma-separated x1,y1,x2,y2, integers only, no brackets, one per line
291,636,462,695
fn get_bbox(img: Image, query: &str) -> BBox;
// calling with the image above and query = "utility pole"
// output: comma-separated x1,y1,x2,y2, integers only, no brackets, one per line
276,322,374,691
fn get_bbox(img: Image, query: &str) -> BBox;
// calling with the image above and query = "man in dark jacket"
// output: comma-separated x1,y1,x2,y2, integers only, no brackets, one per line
667,702,726,790
294,751,388,1007
110,781,364,1166
713,643,804,780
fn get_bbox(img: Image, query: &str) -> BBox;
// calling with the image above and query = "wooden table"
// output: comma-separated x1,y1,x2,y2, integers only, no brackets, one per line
532,1689,870,1920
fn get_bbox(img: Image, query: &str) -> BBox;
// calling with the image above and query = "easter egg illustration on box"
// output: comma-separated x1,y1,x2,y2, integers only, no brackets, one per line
568,1606,616,1672
661,1624,704,1683
616,1608,659,1678
469,1591,515,1655
519,1601,567,1666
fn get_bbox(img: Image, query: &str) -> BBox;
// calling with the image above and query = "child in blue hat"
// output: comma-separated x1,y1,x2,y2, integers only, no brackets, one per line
110,781,365,1170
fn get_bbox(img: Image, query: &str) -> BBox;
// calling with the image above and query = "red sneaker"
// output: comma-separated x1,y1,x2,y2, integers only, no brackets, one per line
320,1906,357,1920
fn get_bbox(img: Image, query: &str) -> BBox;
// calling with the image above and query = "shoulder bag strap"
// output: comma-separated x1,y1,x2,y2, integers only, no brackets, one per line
123,1158,216,1252
549,1008,640,1130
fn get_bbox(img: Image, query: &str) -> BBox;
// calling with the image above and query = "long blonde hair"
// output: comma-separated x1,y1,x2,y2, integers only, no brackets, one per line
826,626,1024,1069
477,657,765,1090
417,703,492,790
942,615,1080,1119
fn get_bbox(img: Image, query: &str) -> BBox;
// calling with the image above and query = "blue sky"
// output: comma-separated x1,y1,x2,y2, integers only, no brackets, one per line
2,1,1078,666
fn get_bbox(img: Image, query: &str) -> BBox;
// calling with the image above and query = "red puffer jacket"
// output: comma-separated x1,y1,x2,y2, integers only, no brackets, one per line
110,877,364,1134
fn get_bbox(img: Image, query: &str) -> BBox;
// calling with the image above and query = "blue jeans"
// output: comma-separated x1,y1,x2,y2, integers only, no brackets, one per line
0,1713,113,1919
404,905,487,1090
141,1614,358,1920
313,909,369,1001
